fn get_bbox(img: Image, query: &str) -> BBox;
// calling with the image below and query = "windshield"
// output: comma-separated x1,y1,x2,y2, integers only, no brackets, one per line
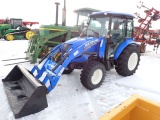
84,15,133,39
78,15,88,26
87,17,110,37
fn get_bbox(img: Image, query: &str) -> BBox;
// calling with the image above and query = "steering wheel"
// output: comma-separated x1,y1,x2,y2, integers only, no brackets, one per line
111,33,122,44
82,28,99,37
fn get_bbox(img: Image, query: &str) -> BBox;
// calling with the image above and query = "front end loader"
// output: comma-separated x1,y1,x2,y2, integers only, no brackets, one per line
2,11,140,118
2,65,48,118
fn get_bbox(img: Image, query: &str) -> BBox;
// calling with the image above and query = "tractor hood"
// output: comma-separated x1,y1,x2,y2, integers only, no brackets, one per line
0,24,11,29
39,25,79,36
64,37,100,50
65,37,87,44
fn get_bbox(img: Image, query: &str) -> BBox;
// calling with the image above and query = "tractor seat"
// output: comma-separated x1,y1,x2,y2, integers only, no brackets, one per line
112,33,121,44
112,33,120,38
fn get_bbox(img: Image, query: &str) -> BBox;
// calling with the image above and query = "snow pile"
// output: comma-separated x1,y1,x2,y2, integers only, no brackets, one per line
0,40,160,120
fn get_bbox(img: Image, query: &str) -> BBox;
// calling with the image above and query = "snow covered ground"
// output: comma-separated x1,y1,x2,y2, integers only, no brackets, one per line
1,39,160,120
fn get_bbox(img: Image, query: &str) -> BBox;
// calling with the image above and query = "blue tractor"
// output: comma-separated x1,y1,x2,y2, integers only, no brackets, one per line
2,11,140,118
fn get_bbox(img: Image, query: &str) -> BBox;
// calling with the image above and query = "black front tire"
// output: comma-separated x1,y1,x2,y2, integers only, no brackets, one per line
80,61,106,90
62,69,73,74
115,44,140,76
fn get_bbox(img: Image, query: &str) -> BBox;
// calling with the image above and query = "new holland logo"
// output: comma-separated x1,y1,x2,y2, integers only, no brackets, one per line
84,39,99,50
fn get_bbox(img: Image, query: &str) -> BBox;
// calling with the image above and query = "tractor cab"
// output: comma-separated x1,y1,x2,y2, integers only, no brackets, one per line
3,18,23,29
10,18,23,29
84,11,135,57
74,8,101,28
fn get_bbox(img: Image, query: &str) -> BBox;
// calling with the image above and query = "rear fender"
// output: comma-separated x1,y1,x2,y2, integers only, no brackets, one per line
114,38,138,60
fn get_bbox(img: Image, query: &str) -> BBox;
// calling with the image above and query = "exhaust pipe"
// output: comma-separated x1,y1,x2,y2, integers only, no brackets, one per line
62,0,66,26
55,2,60,26
2,65,48,119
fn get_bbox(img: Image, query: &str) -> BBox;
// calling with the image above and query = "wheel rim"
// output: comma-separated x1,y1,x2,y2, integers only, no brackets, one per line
128,53,138,71
6,34,14,41
91,69,103,85
26,31,35,40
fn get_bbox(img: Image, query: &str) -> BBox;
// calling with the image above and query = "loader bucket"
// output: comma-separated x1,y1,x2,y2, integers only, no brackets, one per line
2,64,48,119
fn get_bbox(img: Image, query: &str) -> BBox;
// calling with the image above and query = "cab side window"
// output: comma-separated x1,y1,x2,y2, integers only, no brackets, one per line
110,18,125,44
126,20,133,38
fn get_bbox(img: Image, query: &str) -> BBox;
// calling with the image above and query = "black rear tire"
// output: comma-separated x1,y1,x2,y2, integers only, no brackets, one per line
115,44,140,76
80,61,106,90
140,42,146,53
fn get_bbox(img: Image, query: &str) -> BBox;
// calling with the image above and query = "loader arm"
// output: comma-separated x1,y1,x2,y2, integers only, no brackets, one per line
31,37,102,92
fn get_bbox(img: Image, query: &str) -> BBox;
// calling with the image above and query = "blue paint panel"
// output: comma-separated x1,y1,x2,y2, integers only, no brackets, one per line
98,37,106,58
71,54,91,62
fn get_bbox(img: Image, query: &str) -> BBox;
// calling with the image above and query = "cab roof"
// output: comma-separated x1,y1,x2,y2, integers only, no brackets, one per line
74,7,100,16
90,11,135,19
